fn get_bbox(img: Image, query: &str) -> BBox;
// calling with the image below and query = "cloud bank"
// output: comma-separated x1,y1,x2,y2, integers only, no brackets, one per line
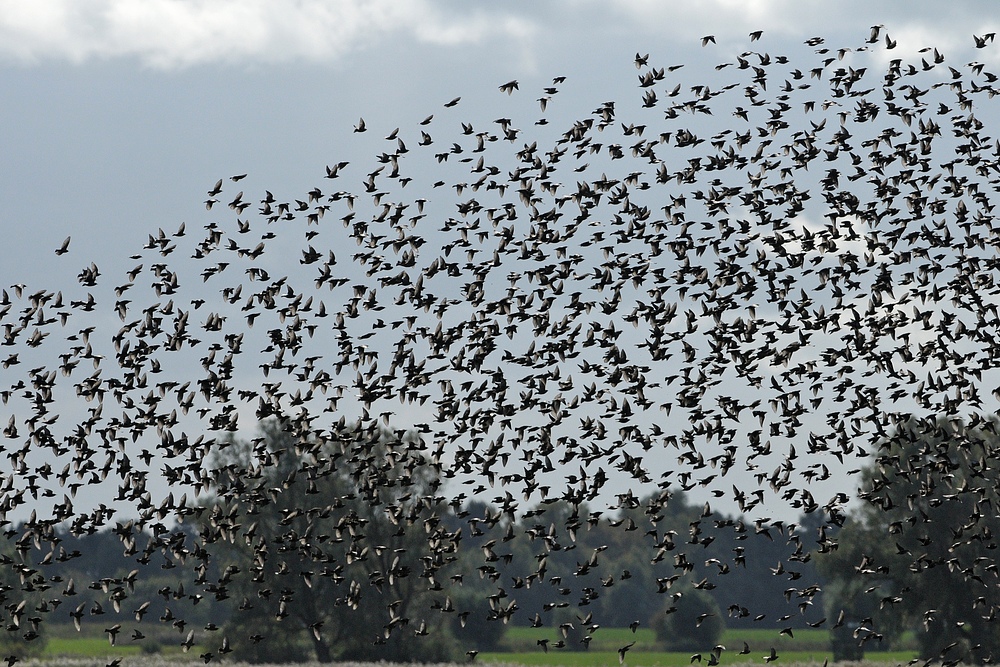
0,0,537,68
2,1,998,73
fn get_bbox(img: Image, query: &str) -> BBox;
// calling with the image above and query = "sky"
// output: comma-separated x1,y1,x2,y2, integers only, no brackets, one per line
2,1,1000,526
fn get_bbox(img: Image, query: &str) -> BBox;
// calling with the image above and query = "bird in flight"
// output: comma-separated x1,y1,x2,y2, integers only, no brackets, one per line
0,27,998,665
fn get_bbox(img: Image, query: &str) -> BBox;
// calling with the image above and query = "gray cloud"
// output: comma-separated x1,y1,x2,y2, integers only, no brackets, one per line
0,0,537,68
2,1,997,71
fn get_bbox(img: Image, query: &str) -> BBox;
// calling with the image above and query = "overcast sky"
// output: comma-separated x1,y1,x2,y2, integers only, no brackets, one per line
2,2,1000,524
3,1,998,276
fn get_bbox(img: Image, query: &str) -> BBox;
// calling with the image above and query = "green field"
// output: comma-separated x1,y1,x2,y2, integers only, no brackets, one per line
42,637,207,659
504,627,851,653
35,624,917,666
477,651,917,667
483,626,915,667
44,637,144,657
40,625,208,659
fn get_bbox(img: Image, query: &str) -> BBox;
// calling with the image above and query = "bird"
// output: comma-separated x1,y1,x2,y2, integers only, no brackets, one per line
1,26,999,666
974,33,996,49
104,624,121,646
619,641,636,664
70,602,85,632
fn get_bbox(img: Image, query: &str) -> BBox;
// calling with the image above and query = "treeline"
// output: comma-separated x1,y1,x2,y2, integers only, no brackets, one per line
3,439,828,662
4,419,999,663
448,494,827,633
3,502,826,659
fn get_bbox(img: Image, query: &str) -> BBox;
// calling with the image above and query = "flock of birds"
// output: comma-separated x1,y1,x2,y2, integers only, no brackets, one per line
3,25,1000,663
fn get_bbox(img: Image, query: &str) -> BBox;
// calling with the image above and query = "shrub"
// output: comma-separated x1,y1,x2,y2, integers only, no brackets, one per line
450,589,508,651
140,638,163,654
650,586,725,651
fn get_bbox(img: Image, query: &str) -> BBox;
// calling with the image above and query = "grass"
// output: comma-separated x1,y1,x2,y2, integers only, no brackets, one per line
477,651,917,667
40,626,208,659
34,624,917,666
504,628,836,653
43,637,143,658
504,627,657,652
490,626,916,667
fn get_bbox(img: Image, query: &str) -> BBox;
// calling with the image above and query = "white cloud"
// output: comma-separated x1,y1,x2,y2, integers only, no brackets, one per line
0,0,537,68
565,0,999,59
4,1,996,71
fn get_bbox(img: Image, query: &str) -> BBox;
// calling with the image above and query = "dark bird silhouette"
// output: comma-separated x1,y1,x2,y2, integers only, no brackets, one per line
1,27,1000,665
619,641,636,664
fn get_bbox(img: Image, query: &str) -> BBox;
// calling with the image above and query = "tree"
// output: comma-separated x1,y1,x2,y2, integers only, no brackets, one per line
818,416,1000,663
0,535,47,660
650,584,724,651
815,517,904,660
199,417,461,662
448,587,508,652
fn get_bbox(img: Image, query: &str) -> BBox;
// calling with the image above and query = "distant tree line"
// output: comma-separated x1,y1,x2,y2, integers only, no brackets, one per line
6,419,827,662
11,417,997,662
